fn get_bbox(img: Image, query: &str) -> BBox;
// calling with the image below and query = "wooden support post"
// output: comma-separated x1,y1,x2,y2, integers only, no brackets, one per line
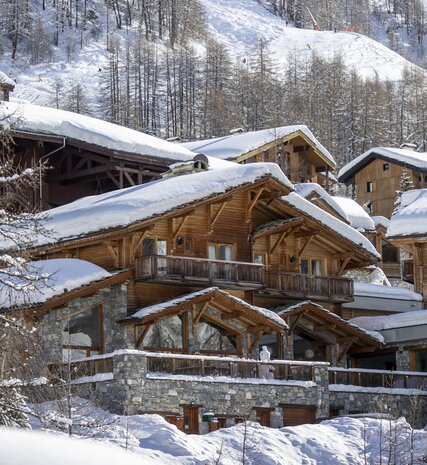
192,301,210,335
337,337,356,363
248,330,264,355
135,324,152,348
288,312,305,335
297,233,316,257
337,256,351,276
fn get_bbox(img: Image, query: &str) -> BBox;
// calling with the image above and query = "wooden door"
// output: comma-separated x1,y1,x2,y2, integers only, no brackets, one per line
255,409,271,427
282,404,316,426
183,406,200,434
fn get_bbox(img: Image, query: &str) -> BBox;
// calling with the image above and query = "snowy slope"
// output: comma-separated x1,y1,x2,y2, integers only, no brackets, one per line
199,0,423,81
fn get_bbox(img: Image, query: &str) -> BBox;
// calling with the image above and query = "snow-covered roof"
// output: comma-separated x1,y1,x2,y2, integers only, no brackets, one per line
0,71,15,88
182,125,336,168
130,287,288,329
281,192,380,259
338,147,427,182
353,282,423,302
0,101,197,163
0,259,112,309
350,310,427,331
387,189,427,238
371,215,389,230
293,183,348,221
331,196,375,232
277,300,383,344
5,163,291,249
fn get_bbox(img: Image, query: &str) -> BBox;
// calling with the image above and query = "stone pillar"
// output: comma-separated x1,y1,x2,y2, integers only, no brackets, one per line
396,348,411,371
283,333,293,360
312,365,330,418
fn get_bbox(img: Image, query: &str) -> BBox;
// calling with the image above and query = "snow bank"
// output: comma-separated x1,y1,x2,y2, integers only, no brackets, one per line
0,259,111,309
0,101,196,162
3,163,291,249
353,282,423,301
388,189,427,238
332,196,375,232
182,124,336,167
339,147,427,181
351,309,427,331
281,192,380,258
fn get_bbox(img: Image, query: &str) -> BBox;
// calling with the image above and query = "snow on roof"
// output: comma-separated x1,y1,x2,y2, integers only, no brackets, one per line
353,282,423,302
9,163,291,249
350,310,427,332
331,196,375,232
182,125,336,168
0,101,196,163
281,192,380,259
130,287,288,329
293,183,348,220
0,71,15,88
317,171,338,182
0,259,111,309
277,300,383,343
338,147,427,182
371,215,389,230
387,189,427,238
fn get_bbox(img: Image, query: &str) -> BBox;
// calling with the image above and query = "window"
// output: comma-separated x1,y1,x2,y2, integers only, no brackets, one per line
142,238,168,256
300,259,324,276
253,254,265,265
62,306,103,362
381,240,398,263
383,163,389,171
367,181,373,192
208,243,235,261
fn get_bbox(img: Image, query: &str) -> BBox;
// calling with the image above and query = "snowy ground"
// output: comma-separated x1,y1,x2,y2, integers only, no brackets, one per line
1,399,423,465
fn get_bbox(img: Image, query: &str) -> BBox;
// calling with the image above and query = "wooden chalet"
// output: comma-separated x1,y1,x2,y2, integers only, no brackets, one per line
0,101,201,211
0,71,15,102
182,125,337,186
338,146,427,219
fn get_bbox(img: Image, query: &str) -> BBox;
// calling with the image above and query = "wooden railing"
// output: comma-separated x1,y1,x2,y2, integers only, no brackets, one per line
135,255,265,287
49,356,114,381
265,271,354,301
145,353,323,382
402,260,414,283
329,367,427,390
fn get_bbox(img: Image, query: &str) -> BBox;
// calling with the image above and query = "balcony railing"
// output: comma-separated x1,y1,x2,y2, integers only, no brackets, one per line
265,271,354,302
49,356,114,381
329,367,427,390
145,352,324,382
135,255,265,288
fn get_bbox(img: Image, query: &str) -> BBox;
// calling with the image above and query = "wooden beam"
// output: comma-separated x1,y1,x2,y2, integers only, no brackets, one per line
270,230,289,255
297,233,316,257
248,187,265,213
337,337,356,363
105,243,120,268
315,324,336,332
246,325,270,334
337,256,351,276
289,312,305,335
209,199,230,231
123,170,136,186
131,228,154,255
295,230,317,239
192,301,210,335
135,324,152,348
221,311,244,321
248,331,264,354
172,213,193,242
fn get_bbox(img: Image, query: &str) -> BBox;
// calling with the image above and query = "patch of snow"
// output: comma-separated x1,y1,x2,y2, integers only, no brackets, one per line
281,192,380,258
72,372,114,385
388,188,427,238
147,372,316,387
3,163,291,249
330,384,427,396
350,309,427,331
182,124,336,168
354,283,422,301
331,196,375,232
0,259,111,309
372,215,390,229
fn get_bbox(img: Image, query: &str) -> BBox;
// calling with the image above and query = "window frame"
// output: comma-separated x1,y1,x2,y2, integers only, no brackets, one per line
207,242,236,261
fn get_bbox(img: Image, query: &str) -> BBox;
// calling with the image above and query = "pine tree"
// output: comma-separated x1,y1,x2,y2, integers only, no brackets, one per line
394,167,414,212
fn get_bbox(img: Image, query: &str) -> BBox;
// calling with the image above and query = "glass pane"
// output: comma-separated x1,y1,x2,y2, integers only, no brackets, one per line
219,245,232,261
300,260,309,274
63,307,100,348
142,238,154,256
312,260,323,276
157,240,167,256
415,350,427,372
253,255,264,264
208,245,216,260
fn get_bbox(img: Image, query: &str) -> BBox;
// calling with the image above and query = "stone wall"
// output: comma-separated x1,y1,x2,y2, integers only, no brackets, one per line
90,352,330,433
330,389,427,428
38,284,131,364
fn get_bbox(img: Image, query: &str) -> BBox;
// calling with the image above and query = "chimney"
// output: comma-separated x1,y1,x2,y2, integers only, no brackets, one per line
229,127,245,135
400,143,417,151
162,154,209,178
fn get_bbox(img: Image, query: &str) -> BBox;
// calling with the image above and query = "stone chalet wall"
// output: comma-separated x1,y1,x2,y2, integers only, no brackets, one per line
89,352,330,433
330,389,427,428
38,284,132,364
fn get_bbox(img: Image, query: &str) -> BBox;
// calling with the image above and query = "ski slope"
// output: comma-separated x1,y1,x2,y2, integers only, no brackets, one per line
200,0,424,81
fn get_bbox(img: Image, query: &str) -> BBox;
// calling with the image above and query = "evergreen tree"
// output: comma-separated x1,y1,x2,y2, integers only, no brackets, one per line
394,167,414,212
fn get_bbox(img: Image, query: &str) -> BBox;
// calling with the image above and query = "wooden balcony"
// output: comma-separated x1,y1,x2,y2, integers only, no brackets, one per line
329,367,427,390
402,260,414,283
135,255,265,289
263,271,354,303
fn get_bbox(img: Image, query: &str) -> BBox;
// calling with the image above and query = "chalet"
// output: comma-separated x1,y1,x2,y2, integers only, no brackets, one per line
0,101,233,210
0,71,15,101
182,126,337,186
338,146,427,219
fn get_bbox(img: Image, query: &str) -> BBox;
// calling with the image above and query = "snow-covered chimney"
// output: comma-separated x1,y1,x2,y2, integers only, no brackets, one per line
166,136,182,143
0,71,15,102
229,127,245,135
400,143,417,151
163,153,209,178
